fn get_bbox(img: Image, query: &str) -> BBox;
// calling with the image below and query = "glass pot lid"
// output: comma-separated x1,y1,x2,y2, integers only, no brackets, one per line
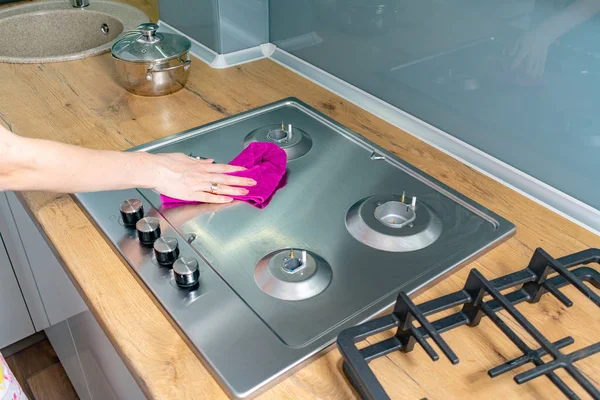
112,23,191,63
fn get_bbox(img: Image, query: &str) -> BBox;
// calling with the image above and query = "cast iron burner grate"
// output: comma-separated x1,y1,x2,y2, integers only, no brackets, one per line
337,248,600,399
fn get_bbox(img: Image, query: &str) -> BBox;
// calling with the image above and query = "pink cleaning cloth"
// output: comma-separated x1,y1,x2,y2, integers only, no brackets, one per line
160,142,287,209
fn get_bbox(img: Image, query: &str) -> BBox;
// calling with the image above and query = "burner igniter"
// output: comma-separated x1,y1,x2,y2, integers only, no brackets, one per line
245,123,312,160
282,249,307,274
374,196,417,229
254,248,332,301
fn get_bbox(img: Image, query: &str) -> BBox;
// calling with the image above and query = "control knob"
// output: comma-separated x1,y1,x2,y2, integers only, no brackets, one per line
173,257,200,288
153,237,180,266
135,217,161,246
120,199,144,227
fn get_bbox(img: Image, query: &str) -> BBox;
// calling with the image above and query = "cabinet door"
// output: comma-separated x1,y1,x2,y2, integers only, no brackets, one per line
0,192,49,331
45,319,92,400
4,193,145,399
0,232,34,348
69,311,146,400
6,193,86,325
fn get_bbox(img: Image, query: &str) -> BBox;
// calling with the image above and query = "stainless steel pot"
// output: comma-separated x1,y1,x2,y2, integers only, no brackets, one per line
112,23,192,96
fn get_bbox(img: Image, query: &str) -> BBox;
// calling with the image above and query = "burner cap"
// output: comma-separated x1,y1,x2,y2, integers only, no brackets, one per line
266,128,289,142
346,194,443,252
244,123,312,160
254,249,332,301
374,201,416,228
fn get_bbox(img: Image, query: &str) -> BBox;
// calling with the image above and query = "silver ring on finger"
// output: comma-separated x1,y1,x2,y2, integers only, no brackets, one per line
209,182,218,194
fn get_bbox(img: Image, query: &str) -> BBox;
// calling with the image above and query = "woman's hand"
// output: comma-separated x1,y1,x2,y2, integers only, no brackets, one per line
510,28,554,78
0,124,256,197
150,153,256,203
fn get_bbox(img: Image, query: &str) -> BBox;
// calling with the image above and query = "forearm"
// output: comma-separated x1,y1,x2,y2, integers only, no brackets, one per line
539,0,600,41
0,128,155,193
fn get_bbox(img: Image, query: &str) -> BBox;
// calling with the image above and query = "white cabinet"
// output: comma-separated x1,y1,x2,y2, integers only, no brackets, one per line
0,231,34,348
69,311,146,400
46,309,147,400
0,192,48,331
2,192,146,400
5,192,86,325
45,319,92,400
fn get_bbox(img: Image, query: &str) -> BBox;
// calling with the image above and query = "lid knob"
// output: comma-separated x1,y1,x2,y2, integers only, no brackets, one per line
138,23,159,41
112,22,190,62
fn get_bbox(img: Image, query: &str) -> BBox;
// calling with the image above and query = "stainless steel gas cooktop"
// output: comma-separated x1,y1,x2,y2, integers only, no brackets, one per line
75,98,515,397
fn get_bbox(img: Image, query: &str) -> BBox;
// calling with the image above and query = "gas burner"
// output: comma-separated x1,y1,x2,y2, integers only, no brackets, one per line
254,248,332,301
346,194,443,252
244,122,312,160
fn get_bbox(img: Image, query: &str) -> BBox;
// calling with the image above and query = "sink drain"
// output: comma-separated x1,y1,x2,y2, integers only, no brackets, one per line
244,123,312,160
346,194,443,252
101,23,109,35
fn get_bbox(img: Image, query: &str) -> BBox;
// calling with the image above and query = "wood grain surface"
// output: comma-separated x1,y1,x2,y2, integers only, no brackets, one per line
27,363,79,400
5,338,76,400
0,45,599,399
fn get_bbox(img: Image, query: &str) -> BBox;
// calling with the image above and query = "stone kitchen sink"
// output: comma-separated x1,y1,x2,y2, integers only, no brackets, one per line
0,0,148,63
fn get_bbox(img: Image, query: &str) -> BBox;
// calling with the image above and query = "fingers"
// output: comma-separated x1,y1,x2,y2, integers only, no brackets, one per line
537,62,545,78
180,154,241,170
208,174,256,187
510,48,527,71
534,53,546,78
202,182,249,196
531,60,540,78
516,53,545,78
158,189,234,204
509,38,521,57
525,55,536,75
189,192,234,204
200,163,247,173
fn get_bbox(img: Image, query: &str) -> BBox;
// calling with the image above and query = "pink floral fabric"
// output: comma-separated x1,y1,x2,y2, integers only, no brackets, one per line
0,353,27,400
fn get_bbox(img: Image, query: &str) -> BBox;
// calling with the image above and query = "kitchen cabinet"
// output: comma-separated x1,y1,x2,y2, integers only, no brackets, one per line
69,311,146,400
0,192,48,331
5,192,86,325
2,192,145,400
0,231,34,348
45,319,92,400
47,312,147,400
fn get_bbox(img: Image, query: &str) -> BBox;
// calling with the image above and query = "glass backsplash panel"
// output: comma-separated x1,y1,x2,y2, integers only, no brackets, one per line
158,0,268,53
270,0,600,211
159,0,219,52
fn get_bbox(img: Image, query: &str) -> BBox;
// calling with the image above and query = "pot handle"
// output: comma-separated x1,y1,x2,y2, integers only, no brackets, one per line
145,58,191,81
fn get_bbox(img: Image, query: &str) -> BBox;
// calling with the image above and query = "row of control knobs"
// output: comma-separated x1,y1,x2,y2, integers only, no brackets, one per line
120,199,199,288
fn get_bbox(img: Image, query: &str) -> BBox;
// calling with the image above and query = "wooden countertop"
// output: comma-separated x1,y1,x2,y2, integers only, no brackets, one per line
1,52,599,399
